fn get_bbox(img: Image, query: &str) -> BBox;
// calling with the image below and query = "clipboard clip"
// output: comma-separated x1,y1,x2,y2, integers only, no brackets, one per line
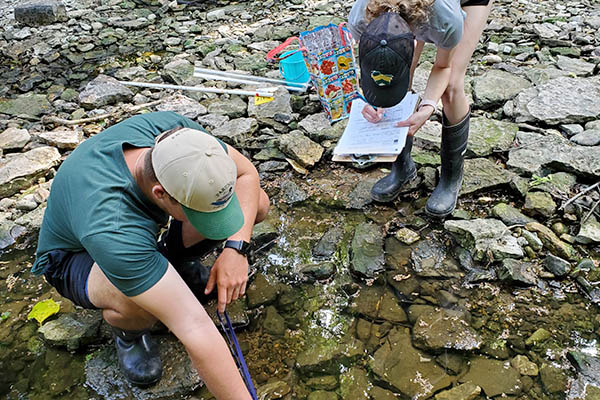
351,154,376,166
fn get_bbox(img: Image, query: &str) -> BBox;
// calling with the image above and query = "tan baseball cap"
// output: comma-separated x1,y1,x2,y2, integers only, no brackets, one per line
152,127,244,240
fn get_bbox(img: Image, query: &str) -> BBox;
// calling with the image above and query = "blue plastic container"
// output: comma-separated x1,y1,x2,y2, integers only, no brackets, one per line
279,50,310,85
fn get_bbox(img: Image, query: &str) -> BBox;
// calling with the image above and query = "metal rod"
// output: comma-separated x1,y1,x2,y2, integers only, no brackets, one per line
118,80,276,98
194,72,308,92
194,67,309,88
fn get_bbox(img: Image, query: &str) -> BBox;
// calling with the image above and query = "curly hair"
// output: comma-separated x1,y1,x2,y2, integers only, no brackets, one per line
365,0,434,26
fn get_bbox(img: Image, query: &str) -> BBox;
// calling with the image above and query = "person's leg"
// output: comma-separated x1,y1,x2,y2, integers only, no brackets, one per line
426,2,492,217
87,264,162,386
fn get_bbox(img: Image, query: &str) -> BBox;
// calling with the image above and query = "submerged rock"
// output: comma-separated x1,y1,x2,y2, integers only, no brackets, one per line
497,259,538,285
434,382,481,400
296,335,365,375
412,308,482,352
370,327,452,399
313,226,344,258
459,357,522,397
350,286,407,323
350,222,384,279
539,364,569,395
410,239,462,278
339,367,370,400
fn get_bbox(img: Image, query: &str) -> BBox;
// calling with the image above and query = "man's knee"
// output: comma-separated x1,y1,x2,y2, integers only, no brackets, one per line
256,189,270,224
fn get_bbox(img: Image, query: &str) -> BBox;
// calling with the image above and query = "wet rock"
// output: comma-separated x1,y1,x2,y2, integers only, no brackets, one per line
300,261,336,282
339,367,370,400
306,375,337,391
436,352,467,375
461,158,515,195
523,191,557,218
308,391,338,400
79,75,134,110
568,351,600,386
0,146,60,198
162,59,193,85
434,382,481,400
257,380,290,399
576,215,600,244
211,118,258,146
525,328,551,346
155,94,208,119
0,94,51,117
38,129,83,150
556,55,596,76
350,286,407,323
262,306,286,336
511,355,539,376
350,222,384,279
467,117,518,157
539,364,569,395
410,239,462,278
459,357,522,397
37,310,102,351
472,69,532,109
347,180,375,210
394,227,420,245
370,327,452,399
296,335,365,375
277,130,323,168
0,128,30,151
412,308,482,352
280,180,308,204
313,226,344,258
445,218,522,261
14,1,67,26
0,220,27,251
246,274,279,308
543,254,571,278
571,129,600,146
491,203,535,226
497,259,538,286
85,335,202,400
206,96,248,119
525,222,578,260
513,76,600,125
370,386,397,400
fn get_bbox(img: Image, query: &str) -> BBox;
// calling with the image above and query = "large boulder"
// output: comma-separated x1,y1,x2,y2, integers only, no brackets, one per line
79,75,134,110
14,1,67,26
472,69,532,109
0,94,51,117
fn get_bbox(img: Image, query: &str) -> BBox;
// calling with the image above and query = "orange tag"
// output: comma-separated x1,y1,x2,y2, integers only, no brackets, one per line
254,95,274,105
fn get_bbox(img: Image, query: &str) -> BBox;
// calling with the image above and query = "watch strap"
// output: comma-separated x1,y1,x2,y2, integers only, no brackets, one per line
224,240,251,256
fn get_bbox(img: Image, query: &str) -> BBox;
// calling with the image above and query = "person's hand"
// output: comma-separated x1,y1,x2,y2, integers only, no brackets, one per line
362,104,386,123
204,248,249,313
396,106,434,136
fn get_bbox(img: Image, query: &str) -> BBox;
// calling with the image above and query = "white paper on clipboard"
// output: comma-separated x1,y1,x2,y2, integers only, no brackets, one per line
333,93,420,158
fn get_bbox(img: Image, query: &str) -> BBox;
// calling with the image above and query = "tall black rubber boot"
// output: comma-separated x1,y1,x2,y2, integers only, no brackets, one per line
157,220,219,303
370,135,417,202
112,327,162,386
425,109,470,217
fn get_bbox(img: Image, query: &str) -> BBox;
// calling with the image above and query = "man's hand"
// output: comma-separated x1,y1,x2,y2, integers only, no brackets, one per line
396,107,434,137
204,248,249,313
361,104,386,123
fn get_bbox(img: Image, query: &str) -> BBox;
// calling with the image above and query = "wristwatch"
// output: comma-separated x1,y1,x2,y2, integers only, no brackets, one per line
224,240,251,257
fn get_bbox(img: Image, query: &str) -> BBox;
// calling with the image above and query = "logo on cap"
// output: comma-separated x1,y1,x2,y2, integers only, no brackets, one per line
371,70,394,87
212,182,235,207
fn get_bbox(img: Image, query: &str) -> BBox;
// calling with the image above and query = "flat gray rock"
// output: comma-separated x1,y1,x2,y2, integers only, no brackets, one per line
14,0,67,26
497,259,538,285
412,308,482,352
79,75,133,110
570,130,600,146
576,215,600,244
38,310,103,351
350,222,385,279
0,128,30,150
211,117,258,146
461,158,516,195
277,130,323,168
38,129,83,150
155,94,207,119
206,96,247,118
467,117,518,157
0,94,51,117
556,55,596,76
513,76,600,125
410,239,462,278
162,59,193,85
472,69,532,109
491,203,536,226
0,146,60,197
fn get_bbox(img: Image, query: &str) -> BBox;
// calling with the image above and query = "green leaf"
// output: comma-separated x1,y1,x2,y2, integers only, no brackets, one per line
0,311,10,322
27,299,60,326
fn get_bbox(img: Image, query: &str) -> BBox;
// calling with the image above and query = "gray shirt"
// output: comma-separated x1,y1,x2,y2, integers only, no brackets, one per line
348,0,467,49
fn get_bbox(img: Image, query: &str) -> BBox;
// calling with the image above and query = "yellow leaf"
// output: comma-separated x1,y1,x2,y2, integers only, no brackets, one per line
254,95,274,105
27,299,60,326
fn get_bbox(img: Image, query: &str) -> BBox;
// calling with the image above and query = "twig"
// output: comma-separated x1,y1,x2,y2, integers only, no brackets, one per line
500,224,524,237
559,181,600,211
517,123,547,134
41,99,164,126
582,197,600,225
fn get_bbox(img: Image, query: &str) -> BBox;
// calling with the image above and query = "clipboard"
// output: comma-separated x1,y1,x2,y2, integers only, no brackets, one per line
332,93,421,163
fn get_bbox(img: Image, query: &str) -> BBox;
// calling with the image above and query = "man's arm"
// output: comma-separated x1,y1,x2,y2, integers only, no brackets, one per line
132,265,252,400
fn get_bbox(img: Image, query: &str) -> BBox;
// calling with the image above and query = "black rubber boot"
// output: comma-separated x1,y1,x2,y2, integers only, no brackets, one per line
112,327,162,386
370,135,417,202
425,109,470,217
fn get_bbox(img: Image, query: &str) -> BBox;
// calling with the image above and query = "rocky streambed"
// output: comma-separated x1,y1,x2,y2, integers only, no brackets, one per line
1,0,600,399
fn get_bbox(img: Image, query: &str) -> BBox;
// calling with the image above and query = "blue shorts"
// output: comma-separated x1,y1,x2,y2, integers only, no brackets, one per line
43,250,97,309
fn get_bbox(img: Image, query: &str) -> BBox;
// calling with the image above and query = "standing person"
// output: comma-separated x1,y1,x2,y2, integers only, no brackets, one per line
31,111,270,399
348,0,492,217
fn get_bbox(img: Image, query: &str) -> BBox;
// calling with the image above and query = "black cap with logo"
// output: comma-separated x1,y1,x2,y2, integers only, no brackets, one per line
359,13,415,108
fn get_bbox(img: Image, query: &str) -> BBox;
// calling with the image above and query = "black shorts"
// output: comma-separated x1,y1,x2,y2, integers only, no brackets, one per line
462,0,490,6
44,250,97,309
42,220,221,309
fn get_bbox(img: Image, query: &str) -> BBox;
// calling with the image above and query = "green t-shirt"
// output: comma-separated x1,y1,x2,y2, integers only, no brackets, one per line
32,111,212,297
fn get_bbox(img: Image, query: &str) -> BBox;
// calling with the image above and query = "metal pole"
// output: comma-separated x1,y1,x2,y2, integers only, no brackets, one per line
193,67,310,89
194,72,307,92
118,80,276,98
